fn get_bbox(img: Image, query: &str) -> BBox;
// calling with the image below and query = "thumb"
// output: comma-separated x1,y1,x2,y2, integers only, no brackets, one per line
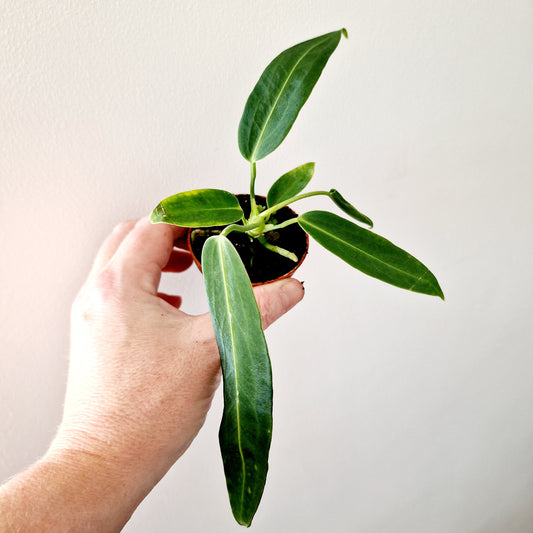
253,278,305,329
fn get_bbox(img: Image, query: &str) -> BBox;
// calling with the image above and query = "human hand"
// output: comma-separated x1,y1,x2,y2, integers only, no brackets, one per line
48,217,304,518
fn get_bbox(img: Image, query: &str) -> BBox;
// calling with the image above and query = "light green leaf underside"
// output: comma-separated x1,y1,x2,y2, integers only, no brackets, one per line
267,162,315,208
150,189,243,227
202,235,273,527
298,211,444,298
238,29,347,162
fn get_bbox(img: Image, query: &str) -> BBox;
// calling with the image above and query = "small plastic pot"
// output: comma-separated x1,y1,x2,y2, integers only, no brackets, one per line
187,195,309,286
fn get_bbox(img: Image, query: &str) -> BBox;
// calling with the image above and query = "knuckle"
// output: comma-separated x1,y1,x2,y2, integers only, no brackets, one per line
71,267,122,324
112,219,137,235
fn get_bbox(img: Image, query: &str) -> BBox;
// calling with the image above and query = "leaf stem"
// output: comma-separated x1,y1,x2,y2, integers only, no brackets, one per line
263,217,300,232
249,162,258,217
261,190,331,220
221,220,263,237
257,236,298,262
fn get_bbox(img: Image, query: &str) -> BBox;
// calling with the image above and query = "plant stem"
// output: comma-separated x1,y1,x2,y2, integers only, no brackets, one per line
221,220,263,238
264,217,300,232
249,162,258,217
261,190,331,220
257,236,298,262
221,216,300,262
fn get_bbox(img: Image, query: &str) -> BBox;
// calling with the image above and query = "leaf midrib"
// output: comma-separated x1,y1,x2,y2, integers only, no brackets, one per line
167,204,239,212
217,239,247,515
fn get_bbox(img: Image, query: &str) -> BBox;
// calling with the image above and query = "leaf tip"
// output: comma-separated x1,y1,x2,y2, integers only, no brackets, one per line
341,28,348,39
431,278,445,300
426,278,444,300
149,203,166,224
236,516,252,528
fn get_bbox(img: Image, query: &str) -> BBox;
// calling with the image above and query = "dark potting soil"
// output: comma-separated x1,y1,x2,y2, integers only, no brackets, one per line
189,195,308,284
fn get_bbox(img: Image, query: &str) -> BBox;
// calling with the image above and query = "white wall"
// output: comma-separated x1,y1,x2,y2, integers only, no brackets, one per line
1,1,532,531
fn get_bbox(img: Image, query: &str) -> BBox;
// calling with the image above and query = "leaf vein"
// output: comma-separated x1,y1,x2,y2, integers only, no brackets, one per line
218,239,247,511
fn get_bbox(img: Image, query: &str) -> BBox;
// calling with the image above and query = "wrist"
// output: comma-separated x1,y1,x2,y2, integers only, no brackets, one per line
43,421,170,532
42,445,143,532
46,426,162,507
49,415,178,496
0,445,145,533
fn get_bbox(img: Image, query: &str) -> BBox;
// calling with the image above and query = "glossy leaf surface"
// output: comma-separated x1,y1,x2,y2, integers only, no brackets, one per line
299,211,444,298
150,189,243,227
238,29,347,162
267,162,315,208
202,235,273,526
329,189,373,228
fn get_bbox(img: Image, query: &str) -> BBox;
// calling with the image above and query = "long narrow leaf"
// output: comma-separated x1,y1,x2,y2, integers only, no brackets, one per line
299,211,444,298
150,189,243,227
238,29,347,162
202,235,273,526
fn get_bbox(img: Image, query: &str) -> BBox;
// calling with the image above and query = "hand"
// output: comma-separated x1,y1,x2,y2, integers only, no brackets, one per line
56,215,304,477
0,216,304,532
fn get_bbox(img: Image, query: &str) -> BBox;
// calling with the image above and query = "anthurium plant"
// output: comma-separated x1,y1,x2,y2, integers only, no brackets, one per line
151,28,444,527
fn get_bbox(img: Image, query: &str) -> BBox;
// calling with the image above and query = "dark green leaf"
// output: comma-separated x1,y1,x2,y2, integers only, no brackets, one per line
329,189,373,228
150,189,243,227
267,162,315,208
202,235,273,527
298,211,444,298
238,29,347,162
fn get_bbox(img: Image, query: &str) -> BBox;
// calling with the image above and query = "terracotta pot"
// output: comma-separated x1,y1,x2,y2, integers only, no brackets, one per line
187,194,308,286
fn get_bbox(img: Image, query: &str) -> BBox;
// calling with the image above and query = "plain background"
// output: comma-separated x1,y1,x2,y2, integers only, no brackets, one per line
1,1,532,532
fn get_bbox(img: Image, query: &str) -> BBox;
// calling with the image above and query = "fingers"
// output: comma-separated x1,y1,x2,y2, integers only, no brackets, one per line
173,234,190,251
193,277,304,343
89,220,137,277
110,217,187,294
253,278,305,329
163,249,193,273
157,293,183,308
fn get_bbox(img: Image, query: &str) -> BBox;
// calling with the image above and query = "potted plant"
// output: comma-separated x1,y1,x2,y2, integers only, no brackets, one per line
151,28,444,527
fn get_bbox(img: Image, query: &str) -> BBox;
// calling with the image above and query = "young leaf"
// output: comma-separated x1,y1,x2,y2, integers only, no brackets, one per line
202,235,273,527
238,29,347,163
150,189,243,227
267,162,315,208
329,189,373,228
298,211,444,299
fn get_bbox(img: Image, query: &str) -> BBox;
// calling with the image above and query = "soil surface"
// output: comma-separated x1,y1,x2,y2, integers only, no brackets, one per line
189,195,308,284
